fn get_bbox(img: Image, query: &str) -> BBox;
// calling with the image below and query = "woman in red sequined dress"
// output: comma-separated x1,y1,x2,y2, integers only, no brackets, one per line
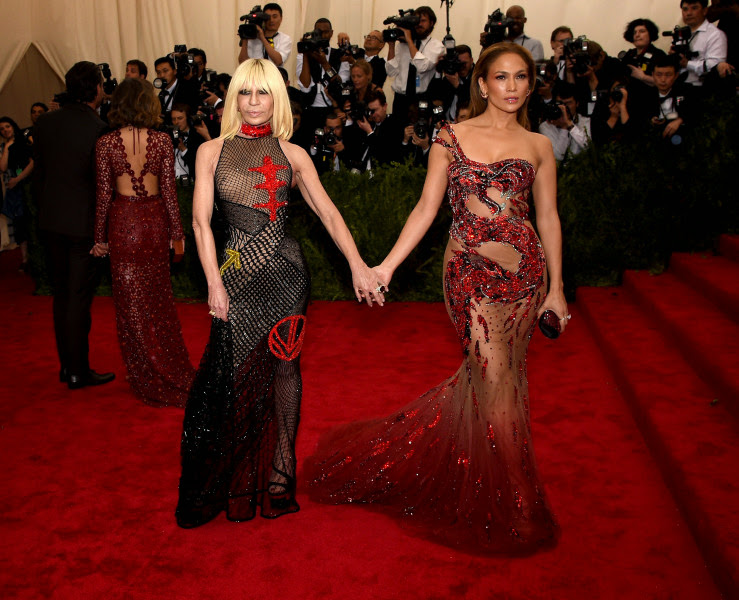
305,43,569,555
92,78,195,407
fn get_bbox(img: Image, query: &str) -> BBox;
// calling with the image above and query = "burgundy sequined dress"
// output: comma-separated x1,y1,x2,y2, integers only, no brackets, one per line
95,129,195,407
176,136,309,528
305,124,558,554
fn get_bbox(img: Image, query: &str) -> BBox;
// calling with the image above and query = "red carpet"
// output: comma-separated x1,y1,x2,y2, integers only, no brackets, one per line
2,243,736,599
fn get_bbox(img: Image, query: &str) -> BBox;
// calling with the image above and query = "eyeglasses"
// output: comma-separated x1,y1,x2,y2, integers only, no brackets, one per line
364,35,382,42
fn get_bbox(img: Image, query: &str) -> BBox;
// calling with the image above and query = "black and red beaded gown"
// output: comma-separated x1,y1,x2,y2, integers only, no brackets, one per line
176,135,309,528
305,124,558,554
95,128,195,407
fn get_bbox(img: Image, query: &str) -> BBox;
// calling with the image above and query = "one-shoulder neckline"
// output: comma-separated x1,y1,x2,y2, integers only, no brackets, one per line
441,124,537,174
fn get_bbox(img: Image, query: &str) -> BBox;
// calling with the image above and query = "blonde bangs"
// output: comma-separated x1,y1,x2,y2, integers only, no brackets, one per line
220,58,293,141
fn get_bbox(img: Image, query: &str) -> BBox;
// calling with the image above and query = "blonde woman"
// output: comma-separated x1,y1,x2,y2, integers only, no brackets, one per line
176,59,382,528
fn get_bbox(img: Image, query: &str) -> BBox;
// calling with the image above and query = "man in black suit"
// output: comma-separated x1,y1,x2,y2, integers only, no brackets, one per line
154,56,199,122
33,61,115,389
633,54,696,143
355,89,406,168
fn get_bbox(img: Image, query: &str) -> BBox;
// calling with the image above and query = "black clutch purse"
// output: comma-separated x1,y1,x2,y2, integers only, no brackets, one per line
538,310,561,339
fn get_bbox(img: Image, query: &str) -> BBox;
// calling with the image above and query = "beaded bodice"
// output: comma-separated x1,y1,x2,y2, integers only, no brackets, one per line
433,124,536,250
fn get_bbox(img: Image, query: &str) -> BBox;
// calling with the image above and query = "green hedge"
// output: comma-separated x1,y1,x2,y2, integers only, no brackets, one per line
24,96,739,301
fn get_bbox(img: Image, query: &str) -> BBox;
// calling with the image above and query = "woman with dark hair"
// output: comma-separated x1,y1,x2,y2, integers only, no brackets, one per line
0,116,33,266
621,18,666,87
305,42,566,555
92,78,194,407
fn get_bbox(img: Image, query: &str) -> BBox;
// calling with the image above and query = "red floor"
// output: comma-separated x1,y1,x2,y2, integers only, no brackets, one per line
0,246,732,599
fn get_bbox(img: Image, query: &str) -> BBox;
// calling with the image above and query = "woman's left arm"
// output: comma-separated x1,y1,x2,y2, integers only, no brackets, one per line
282,141,383,306
532,136,569,329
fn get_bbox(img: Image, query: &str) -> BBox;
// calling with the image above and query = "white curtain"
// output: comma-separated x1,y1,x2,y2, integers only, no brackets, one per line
0,0,681,123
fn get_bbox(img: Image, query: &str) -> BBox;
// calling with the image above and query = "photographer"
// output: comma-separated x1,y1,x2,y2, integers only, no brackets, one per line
550,26,574,80
355,89,405,168
124,60,148,80
506,5,545,61
310,111,356,174
188,48,208,86
238,3,291,67
591,78,635,146
363,30,388,88
385,6,445,121
672,0,728,87
527,60,559,132
621,19,666,87
170,103,205,182
572,41,628,116
538,82,592,161
635,54,696,142
296,18,351,134
154,56,198,119
430,44,474,122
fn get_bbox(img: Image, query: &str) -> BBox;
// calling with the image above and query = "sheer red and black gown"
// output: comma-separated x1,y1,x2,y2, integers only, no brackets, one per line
304,124,558,554
176,136,309,527
95,128,195,407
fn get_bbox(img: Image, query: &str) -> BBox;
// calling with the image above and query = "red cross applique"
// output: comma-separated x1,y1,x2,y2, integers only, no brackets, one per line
249,156,288,221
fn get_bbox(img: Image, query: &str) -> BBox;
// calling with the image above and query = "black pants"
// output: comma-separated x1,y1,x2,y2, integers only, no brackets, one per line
43,231,97,376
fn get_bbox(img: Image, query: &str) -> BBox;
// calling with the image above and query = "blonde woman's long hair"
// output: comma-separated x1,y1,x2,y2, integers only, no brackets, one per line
469,42,536,130
219,58,293,141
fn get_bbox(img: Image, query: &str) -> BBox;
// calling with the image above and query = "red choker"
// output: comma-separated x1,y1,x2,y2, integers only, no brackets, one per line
240,122,272,138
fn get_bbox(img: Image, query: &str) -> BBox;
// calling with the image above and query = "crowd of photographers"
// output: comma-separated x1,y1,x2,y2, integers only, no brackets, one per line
6,0,739,186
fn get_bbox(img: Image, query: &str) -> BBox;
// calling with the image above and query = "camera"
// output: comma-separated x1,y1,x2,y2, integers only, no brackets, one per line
382,9,420,42
166,123,188,148
169,46,195,78
97,63,118,95
239,6,268,40
662,26,698,60
413,100,444,138
199,69,221,104
192,106,217,127
562,36,591,75
481,9,514,48
544,100,566,122
436,35,464,75
298,29,330,54
336,41,366,60
610,84,626,103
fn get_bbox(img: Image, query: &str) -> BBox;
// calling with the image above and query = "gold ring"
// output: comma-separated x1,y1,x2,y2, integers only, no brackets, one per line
209,310,216,316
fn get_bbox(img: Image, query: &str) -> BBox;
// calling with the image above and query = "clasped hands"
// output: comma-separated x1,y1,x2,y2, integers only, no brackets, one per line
353,263,392,307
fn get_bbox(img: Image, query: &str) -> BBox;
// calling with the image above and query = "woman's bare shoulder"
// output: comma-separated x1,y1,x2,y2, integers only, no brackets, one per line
198,138,225,156
278,139,309,168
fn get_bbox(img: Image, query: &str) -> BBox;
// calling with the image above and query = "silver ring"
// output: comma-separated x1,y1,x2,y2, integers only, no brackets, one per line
375,285,386,293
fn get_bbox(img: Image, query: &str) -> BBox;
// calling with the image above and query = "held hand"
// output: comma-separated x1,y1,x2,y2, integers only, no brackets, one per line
338,32,350,46
398,27,413,45
536,289,569,334
444,71,460,88
373,264,393,290
203,91,220,106
208,281,230,322
90,242,109,257
411,132,430,150
718,61,735,77
193,120,211,140
6,176,19,190
618,87,629,107
352,262,386,307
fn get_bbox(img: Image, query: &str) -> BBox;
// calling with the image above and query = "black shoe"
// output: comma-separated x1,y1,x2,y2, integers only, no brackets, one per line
59,367,69,383
68,370,116,390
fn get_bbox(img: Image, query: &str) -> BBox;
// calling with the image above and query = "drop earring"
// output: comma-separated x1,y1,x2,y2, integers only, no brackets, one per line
480,88,488,99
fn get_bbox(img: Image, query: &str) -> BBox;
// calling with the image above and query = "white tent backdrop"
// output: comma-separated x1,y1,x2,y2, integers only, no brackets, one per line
1,0,682,125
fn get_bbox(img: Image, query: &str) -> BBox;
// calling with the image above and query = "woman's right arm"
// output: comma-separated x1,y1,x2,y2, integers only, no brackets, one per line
374,140,451,286
91,137,113,256
192,140,229,321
